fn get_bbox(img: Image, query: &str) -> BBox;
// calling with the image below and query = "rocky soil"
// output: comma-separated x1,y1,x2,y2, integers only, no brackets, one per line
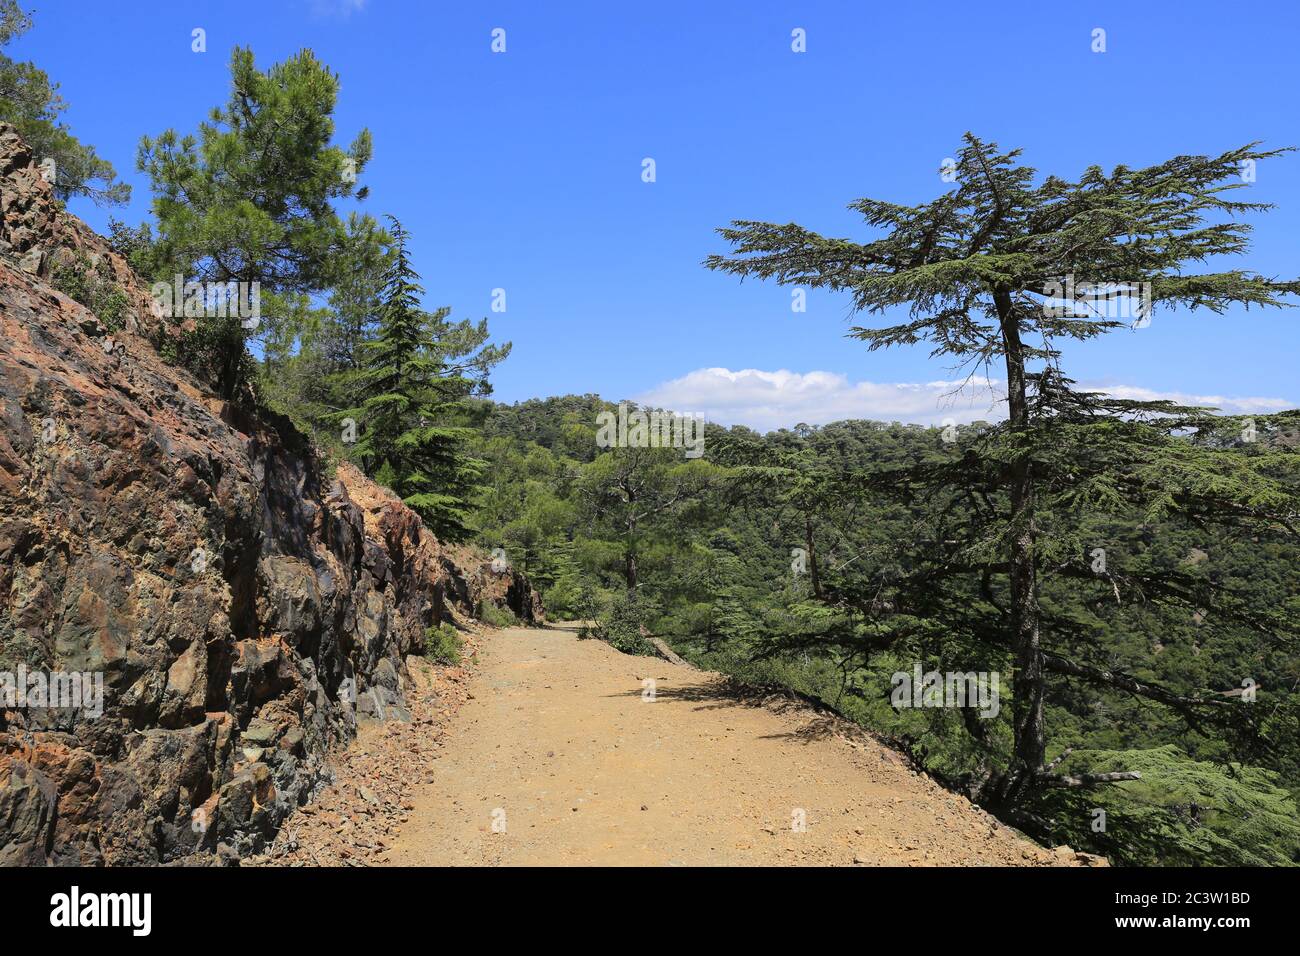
0,121,540,866
245,629,485,866
380,624,1103,867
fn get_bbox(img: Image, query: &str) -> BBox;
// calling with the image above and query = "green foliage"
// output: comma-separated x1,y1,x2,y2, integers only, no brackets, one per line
471,395,1300,866
255,214,395,444
137,46,374,398
121,46,511,559
476,602,516,629
49,251,128,331
160,312,257,394
0,1,129,205
106,218,160,279
424,622,463,664
333,216,509,541
588,592,656,655
704,134,1300,845
1034,747,1300,867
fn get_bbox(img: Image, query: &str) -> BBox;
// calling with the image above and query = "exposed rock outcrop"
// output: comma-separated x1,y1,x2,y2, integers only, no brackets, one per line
0,122,540,865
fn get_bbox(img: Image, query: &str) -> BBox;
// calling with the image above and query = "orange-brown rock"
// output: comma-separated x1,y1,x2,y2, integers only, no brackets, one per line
0,122,539,865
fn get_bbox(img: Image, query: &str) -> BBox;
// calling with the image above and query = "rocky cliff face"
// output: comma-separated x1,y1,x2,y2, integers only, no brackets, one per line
0,123,540,865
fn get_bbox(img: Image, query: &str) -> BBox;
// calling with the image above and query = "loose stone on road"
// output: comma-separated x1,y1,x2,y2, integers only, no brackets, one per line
385,624,1065,866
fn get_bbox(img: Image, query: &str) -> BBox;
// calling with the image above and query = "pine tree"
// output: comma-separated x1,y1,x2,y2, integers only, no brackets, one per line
577,442,718,593
257,214,394,441
337,217,509,542
0,0,128,205
707,135,1300,818
138,46,374,398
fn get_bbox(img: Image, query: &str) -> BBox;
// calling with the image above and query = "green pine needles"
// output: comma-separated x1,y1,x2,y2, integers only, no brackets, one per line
707,134,1300,822
334,217,509,542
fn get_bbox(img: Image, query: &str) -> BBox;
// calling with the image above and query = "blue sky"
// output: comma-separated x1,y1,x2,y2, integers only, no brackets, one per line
20,0,1300,429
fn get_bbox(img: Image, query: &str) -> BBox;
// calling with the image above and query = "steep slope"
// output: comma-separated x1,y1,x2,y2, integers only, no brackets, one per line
0,122,539,865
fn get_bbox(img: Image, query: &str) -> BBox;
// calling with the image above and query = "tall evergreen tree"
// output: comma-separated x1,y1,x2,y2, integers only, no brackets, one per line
338,217,509,542
707,135,1300,818
257,213,393,440
322,214,393,375
138,46,374,398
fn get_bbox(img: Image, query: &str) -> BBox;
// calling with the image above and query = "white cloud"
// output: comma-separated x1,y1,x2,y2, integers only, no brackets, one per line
1087,385,1292,417
633,367,1293,433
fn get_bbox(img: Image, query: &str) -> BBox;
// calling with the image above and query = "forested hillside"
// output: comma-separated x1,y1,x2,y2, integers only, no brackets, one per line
466,396,1300,866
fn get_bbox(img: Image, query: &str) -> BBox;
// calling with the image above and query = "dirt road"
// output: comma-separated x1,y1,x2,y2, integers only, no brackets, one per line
384,624,1067,866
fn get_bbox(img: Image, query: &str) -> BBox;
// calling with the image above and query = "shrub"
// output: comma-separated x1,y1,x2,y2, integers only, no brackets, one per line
106,218,158,277
591,592,655,655
424,622,462,664
161,314,256,398
476,601,516,629
50,251,129,331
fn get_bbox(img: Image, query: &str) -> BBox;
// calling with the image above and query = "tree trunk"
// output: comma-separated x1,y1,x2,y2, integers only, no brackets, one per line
623,483,638,593
624,542,637,593
995,288,1047,792
805,515,822,598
